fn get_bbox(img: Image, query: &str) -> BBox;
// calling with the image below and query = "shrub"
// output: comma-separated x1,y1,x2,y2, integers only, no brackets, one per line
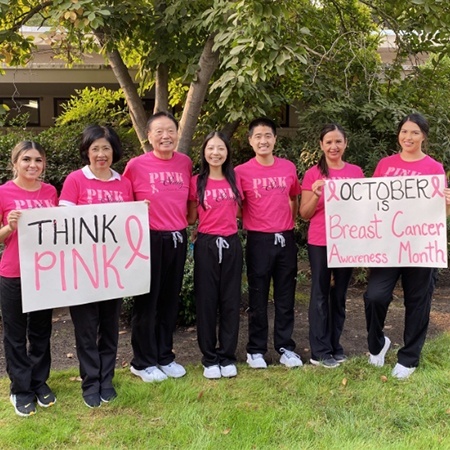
0,128,36,184
121,297,134,324
179,243,196,326
55,87,130,128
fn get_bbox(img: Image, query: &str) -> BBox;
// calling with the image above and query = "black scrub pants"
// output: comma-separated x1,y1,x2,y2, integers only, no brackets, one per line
364,266,436,367
131,229,187,369
307,244,353,360
0,276,52,405
245,230,298,355
70,297,122,396
194,232,242,367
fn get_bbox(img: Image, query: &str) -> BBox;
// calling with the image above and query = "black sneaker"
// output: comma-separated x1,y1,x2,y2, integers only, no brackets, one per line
310,357,340,368
36,389,56,408
83,393,101,408
334,354,348,363
100,388,117,403
10,394,37,417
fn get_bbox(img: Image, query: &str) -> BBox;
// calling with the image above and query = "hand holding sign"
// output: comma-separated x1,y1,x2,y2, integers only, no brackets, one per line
325,175,448,268
18,201,150,312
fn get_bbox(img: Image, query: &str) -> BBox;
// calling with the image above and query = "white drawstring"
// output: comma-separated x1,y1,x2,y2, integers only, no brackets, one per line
171,231,184,248
216,237,230,264
274,233,286,247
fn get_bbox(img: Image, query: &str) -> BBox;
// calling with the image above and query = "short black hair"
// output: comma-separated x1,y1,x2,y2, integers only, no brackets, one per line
146,111,178,133
248,117,277,137
79,125,123,165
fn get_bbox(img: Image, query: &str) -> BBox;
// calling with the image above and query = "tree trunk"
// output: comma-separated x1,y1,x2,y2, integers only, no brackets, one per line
178,34,219,155
154,63,169,113
106,48,151,153
221,120,241,141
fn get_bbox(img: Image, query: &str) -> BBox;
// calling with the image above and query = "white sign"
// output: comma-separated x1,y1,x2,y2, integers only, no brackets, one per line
18,202,150,312
325,175,447,268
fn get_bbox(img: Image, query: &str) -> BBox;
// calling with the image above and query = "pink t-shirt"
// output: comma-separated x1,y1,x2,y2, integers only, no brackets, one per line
123,151,192,231
189,175,242,236
0,181,58,278
59,166,133,206
373,153,445,178
235,157,301,232
302,163,365,246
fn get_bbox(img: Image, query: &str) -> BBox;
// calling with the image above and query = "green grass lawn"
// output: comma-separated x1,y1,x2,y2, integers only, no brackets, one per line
1,333,450,449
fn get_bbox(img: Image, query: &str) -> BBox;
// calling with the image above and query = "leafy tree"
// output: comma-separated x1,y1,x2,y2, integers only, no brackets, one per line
0,0,309,154
3,0,450,157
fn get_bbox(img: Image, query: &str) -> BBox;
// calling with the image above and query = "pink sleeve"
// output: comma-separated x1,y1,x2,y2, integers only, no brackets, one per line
236,173,244,200
290,177,301,197
189,175,198,202
59,172,80,205
302,166,319,190
373,160,384,177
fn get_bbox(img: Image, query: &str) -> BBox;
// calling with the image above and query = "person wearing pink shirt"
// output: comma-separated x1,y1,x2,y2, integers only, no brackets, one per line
188,131,243,379
59,125,134,408
123,111,192,382
365,113,450,379
0,141,58,417
235,117,302,369
300,123,364,368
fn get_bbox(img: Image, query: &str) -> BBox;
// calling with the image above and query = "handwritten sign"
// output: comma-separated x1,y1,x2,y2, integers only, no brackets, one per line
325,175,447,268
18,202,150,312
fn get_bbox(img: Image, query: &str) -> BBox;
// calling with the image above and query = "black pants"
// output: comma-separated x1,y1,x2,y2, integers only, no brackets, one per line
364,267,436,368
0,276,52,404
307,244,353,360
70,298,122,396
194,233,242,367
131,229,187,369
245,230,297,355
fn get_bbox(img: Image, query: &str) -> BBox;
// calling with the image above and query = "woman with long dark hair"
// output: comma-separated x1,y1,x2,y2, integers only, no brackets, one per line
188,131,243,379
300,123,364,368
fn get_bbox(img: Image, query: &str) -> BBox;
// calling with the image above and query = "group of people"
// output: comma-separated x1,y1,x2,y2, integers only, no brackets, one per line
1,111,449,418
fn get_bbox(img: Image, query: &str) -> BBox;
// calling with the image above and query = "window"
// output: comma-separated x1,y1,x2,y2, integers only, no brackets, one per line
0,98,40,126
54,98,70,119
279,105,289,127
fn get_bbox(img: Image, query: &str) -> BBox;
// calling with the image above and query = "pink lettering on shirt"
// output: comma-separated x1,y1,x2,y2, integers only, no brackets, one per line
235,157,301,232
189,176,242,236
123,151,192,231
0,180,58,278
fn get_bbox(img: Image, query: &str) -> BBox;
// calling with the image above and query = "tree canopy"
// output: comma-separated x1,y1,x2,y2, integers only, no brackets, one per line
2,1,450,156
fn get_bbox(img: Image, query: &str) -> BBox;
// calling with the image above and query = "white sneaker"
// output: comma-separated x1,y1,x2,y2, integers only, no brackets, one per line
203,365,221,379
159,362,186,378
220,364,237,378
130,365,168,382
369,336,391,367
246,353,267,369
392,363,416,380
280,348,303,367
